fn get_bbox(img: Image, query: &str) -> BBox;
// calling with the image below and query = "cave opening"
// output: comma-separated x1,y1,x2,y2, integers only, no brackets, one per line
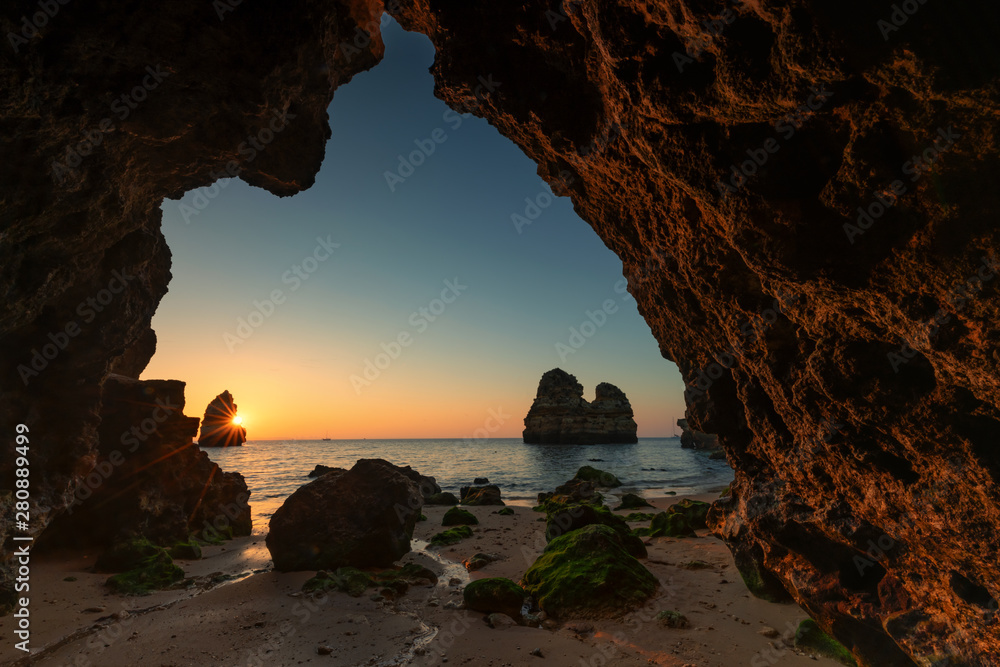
137,17,699,523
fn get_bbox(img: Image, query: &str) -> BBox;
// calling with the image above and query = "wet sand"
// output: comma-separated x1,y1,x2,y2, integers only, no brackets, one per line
1,494,844,667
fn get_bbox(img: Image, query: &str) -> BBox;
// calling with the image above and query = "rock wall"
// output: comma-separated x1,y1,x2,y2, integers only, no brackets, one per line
522,368,639,444
677,418,720,451
2,0,1000,664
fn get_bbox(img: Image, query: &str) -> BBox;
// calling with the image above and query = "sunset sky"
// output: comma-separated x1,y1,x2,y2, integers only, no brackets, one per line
142,17,687,440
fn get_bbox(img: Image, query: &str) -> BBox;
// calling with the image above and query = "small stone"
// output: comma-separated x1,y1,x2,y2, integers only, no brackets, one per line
530,648,543,657
759,626,780,639
82,606,105,613
317,645,334,655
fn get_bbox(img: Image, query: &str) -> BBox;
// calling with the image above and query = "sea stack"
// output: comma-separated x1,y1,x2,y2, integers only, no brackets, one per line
198,390,246,447
522,369,638,444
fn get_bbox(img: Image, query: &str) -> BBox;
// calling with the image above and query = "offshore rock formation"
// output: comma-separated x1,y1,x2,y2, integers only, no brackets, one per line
37,375,251,551
2,1,1000,664
677,418,721,451
198,391,246,447
522,369,638,444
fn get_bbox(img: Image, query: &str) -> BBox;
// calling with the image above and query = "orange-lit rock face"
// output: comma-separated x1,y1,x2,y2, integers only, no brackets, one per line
2,1,1000,664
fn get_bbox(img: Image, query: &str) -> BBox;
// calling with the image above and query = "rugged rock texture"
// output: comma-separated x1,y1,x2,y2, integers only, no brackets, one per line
522,369,638,444
198,390,246,447
3,1,1000,664
677,418,721,451
37,375,251,551
459,484,504,506
265,458,422,571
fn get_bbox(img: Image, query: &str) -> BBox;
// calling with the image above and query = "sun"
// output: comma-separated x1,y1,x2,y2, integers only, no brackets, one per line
232,415,243,426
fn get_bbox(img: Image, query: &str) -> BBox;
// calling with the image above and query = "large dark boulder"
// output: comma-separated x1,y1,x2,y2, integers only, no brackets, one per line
460,484,504,506
266,458,423,571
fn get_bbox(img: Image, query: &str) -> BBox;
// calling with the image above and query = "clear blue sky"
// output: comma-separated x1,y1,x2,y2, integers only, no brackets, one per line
143,16,686,439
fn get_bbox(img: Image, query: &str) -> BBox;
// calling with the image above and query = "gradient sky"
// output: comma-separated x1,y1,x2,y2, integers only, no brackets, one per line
142,16,687,439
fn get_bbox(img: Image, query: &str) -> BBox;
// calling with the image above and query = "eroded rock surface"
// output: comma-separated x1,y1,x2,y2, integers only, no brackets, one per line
198,390,246,447
3,1,1000,664
522,369,638,444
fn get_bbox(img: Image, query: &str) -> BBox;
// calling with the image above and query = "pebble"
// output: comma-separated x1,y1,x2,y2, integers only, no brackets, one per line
317,646,334,655
759,626,780,638
82,606,105,613
530,648,543,657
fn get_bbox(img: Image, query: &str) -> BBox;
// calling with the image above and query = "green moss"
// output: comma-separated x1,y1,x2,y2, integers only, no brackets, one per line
622,512,655,522
496,507,515,516
615,493,652,510
574,466,622,488
522,524,658,618
631,527,651,537
795,619,857,666
657,610,690,628
442,507,479,526
63,576,77,582
425,492,459,505
168,541,203,560
666,499,711,529
303,567,373,597
417,513,427,522
544,503,646,558
105,549,184,595
720,485,732,497
96,537,162,572
463,577,525,621
649,512,696,538
429,525,473,547
680,560,712,570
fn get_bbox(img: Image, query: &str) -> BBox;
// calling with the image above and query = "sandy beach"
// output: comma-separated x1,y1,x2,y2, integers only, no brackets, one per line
2,493,842,667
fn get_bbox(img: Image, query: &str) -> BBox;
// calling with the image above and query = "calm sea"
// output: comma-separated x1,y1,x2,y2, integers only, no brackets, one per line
202,438,734,531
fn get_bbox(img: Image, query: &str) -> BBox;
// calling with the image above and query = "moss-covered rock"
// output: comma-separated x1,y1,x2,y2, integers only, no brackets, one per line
795,619,858,666
442,507,479,526
631,527,652,537
168,541,203,560
460,484,504,506
545,503,646,558
96,537,163,572
574,465,622,488
522,524,658,618
429,525,473,547
425,492,459,506
463,577,525,621
666,499,711,529
496,507,515,516
657,610,690,628
417,513,427,522
463,553,499,571
303,567,373,597
615,493,652,510
105,548,184,595
649,512,696,538
622,512,655,522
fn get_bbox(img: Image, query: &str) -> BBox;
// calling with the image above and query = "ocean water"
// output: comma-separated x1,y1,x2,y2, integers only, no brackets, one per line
202,437,734,530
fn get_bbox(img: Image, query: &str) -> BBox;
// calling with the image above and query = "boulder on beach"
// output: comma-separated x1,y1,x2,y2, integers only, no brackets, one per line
266,458,423,571
442,507,478,526
616,493,653,510
425,491,459,506
544,503,646,558
650,511,696,538
522,369,638,444
395,465,442,500
473,477,490,484
460,484,504,506
677,418,721,451
307,464,345,478
198,390,246,447
463,577,525,621
667,498,711,529
522,524,658,618
574,465,622,488
536,477,603,510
